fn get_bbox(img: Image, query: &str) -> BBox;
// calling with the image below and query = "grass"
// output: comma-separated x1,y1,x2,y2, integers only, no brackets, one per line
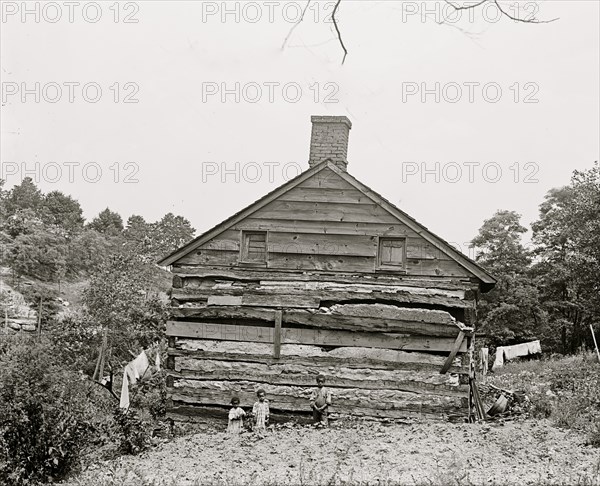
487,351,600,445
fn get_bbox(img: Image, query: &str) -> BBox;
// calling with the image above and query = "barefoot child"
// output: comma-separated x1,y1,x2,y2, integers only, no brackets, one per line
227,396,246,434
310,375,332,426
252,388,270,433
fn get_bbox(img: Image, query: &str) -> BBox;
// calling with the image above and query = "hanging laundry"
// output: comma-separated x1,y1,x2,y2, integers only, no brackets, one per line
124,350,150,386
120,373,130,409
492,340,542,371
119,347,161,409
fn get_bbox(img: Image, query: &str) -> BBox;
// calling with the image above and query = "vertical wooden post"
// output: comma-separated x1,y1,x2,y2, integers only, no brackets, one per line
93,345,102,382
480,347,489,382
590,324,600,363
273,310,282,359
98,328,108,379
37,297,43,338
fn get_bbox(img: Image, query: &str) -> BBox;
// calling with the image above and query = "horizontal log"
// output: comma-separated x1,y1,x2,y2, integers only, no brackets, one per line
167,403,450,422
166,404,314,425
169,380,467,414
168,349,467,375
168,306,466,337
203,293,321,309
171,340,467,373
171,267,475,291
170,358,467,397
166,321,467,352
175,282,471,307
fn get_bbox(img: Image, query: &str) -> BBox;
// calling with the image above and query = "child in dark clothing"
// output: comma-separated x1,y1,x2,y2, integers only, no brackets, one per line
310,375,332,426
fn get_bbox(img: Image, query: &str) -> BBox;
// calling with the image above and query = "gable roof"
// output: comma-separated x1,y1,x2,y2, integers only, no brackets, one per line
158,161,496,291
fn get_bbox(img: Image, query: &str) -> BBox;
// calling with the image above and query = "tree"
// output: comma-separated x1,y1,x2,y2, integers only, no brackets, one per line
66,229,117,277
1,177,44,217
81,253,168,364
470,209,531,281
150,213,195,261
470,210,546,346
124,215,153,257
7,227,68,282
87,208,124,236
42,191,85,236
0,178,46,239
532,162,600,353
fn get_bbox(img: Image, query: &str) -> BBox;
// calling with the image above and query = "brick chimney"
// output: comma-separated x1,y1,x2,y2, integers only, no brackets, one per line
308,115,352,171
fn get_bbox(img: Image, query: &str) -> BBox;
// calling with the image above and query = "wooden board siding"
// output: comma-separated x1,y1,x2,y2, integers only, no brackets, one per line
170,166,472,278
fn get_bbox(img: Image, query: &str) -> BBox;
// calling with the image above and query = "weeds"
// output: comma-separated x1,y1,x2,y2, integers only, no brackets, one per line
489,351,600,446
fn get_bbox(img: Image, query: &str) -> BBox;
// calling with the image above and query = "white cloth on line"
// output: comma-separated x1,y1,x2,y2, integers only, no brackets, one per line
492,340,542,370
119,373,130,409
125,350,150,386
119,348,161,409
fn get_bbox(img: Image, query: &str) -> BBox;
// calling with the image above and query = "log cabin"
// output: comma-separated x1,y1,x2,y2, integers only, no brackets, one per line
158,115,496,423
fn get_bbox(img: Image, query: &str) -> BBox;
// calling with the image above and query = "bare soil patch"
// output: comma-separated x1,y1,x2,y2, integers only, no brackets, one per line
69,418,599,485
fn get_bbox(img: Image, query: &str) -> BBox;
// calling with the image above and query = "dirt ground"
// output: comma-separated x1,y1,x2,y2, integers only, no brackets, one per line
71,418,600,485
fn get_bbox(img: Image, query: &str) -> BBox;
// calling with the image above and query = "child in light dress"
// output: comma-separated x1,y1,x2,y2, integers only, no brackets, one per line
252,388,270,434
227,396,246,434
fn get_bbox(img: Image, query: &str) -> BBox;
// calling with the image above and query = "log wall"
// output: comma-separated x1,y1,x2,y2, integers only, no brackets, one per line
166,275,476,422
165,167,481,422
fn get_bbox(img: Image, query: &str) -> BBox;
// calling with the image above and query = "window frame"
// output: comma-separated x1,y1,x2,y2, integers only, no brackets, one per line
376,236,407,271
239,230,268,266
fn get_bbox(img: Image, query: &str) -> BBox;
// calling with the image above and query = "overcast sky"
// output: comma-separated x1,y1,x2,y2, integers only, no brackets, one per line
1,0,598,257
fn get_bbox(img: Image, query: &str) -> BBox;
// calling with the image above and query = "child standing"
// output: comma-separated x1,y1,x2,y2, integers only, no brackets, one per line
252,388,270,434
227,396,246,434
310,375,332,426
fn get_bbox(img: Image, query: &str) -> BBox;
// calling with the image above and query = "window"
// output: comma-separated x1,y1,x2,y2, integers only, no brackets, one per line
378,238,406,269
240,231,267,263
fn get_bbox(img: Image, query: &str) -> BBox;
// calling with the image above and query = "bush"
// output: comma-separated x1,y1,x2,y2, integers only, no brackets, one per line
112,408,152,456
0,336,113,485
130,368,168,421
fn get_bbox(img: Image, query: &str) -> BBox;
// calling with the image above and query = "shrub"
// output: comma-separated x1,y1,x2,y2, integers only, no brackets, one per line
112,408,152,455
0,336,112,485
130,368,168,421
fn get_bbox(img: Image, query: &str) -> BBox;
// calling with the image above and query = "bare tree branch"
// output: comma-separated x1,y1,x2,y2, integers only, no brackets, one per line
281,0,312,50
493,0,559,24
332,0,348,64
282,0,558,64
443,0,487,11
444,0,558,24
